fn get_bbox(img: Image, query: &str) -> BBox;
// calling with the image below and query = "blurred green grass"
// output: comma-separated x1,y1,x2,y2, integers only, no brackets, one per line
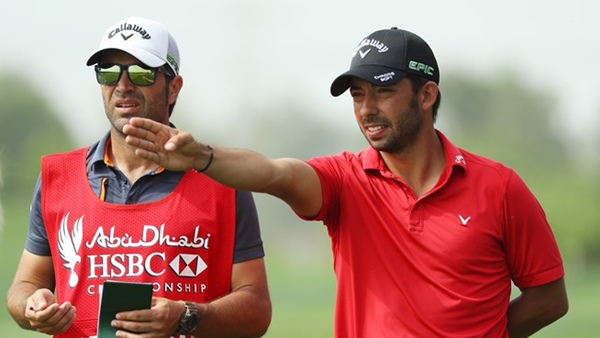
1,197,598,337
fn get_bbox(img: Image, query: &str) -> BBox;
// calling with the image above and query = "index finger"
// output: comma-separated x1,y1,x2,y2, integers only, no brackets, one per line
115,307,154,321
128,117,164,133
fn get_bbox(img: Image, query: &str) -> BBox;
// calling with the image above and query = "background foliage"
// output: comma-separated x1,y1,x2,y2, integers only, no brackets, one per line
0,69,598,337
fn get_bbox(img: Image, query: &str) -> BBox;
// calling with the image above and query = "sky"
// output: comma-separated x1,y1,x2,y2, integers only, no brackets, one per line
1,0,597,147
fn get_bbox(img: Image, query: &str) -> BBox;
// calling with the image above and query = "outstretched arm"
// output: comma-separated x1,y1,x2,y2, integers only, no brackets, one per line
507,277,568,337
123,117,323,217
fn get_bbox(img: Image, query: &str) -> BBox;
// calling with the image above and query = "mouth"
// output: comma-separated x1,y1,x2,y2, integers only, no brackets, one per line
367,125,385,132
117,102,138,108
364,124,388,138
114,100,140,113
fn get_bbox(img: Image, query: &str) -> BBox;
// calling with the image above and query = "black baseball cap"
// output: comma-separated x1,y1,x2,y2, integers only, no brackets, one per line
330,27,439,97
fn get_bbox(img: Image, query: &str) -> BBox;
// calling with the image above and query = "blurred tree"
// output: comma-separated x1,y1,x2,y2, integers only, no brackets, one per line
0,73,75,201
0,73,74,338
0,160,3,233
236,99,365,159
441,69,600,266
441,69,568,172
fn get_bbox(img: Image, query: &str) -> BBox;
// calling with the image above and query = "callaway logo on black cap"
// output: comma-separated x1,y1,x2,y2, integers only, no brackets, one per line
330,27,439,97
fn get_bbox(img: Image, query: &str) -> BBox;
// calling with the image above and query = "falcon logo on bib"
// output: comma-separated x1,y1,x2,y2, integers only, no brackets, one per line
58,214,83,288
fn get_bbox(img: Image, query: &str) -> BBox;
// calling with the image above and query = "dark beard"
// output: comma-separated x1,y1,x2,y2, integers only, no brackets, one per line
368,96,423,154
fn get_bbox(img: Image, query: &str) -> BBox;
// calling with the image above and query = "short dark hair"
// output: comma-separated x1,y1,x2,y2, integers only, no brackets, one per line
406,75,441,122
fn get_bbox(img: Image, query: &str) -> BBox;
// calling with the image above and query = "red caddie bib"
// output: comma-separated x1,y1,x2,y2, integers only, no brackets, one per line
42,148,235,338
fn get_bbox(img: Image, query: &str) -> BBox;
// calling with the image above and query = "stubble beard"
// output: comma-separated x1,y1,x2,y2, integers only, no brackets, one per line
105,89,169,137
368,97,422,154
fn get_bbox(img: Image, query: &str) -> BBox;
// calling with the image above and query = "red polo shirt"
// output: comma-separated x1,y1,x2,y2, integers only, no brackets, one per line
304,130,564,338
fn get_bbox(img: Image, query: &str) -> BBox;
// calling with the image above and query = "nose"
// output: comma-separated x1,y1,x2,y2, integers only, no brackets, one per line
115,69,136,92
357,92,378,117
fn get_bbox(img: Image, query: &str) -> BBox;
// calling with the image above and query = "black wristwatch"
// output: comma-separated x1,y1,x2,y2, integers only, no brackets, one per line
174,301,199,335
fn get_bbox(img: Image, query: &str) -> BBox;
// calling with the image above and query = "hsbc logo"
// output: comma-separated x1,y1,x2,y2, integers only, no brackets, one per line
169,254,208,277
57,214,213,281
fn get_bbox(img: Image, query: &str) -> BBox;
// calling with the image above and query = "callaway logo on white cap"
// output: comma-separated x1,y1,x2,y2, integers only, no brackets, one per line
86,16,180,76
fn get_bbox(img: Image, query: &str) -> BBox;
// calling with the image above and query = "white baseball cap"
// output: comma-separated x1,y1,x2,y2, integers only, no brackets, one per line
86,16,180,76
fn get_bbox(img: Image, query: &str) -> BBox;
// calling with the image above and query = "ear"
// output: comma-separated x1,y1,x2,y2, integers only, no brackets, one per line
168,75,184,105
420,81,438,112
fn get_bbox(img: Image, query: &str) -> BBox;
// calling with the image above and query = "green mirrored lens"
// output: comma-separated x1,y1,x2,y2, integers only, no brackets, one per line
95,64,157,86
127,65,156,86
96,65,121,85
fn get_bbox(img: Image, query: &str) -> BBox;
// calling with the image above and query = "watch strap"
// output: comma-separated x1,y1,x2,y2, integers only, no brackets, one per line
174,301,199,335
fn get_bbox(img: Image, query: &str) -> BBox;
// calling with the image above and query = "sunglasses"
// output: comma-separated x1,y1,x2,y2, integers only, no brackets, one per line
94,64,173,86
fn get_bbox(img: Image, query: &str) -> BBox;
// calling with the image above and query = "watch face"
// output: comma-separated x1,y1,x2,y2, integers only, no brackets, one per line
179,302,199,334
